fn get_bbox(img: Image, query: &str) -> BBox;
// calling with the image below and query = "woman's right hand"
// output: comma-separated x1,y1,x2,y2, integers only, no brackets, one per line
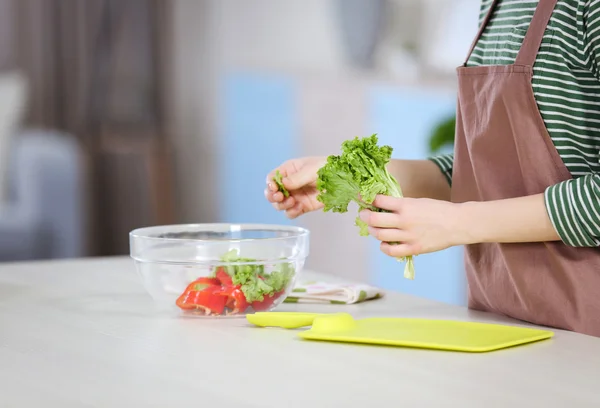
265,156,326,219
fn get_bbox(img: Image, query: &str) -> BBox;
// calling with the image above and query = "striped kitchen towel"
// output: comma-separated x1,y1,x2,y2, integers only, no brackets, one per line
284,281,384,305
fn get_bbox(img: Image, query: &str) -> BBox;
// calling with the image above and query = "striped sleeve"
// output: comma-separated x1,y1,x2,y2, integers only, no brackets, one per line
428,154,454,185
545,175,600,247
542,2,600,247
584,0,600,79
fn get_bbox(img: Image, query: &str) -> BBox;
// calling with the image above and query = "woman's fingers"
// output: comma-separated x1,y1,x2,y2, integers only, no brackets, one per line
264,188,286,203
359,210,401,228
266,188,295,210
265,168,286,186
380,242,418,258
284,170,313,191
276,197,296,211
265,168,287,194
285,202,305,219
372,195,402,212
368,227,410,243
264,188,279,203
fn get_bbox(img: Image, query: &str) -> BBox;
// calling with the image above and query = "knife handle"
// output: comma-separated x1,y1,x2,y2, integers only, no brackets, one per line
246,312,323,329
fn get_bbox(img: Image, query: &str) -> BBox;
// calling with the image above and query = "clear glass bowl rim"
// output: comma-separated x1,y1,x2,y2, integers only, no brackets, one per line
129,223,310,265
130,223,309,242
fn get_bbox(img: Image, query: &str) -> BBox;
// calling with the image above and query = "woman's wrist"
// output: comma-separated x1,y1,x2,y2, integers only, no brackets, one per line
388,159,451,201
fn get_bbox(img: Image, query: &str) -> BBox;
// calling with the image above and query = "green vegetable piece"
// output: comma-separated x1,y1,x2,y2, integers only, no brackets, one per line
216,249,295,302
273,170,289,197
264,262,294,293
292,288,307,293
354,217,369,237
240,277,274,303
316,134,416,280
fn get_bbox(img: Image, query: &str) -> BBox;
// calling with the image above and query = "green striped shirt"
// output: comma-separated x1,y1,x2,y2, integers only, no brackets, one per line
431,0,600,247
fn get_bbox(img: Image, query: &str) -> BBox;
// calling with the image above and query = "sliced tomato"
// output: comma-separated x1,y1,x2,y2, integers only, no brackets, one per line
194,277,221,286
176,284,227,315
216,285,249,314
181,281,211,294
251,290,285,311
215,267,233,286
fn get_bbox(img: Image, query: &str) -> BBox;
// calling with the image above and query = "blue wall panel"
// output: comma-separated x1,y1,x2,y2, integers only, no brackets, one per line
219,72,297,225
367,86,467,305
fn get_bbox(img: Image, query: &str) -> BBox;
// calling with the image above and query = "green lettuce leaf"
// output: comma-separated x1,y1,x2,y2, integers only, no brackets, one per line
217,249,295,302
316,134,415,279
273,170,289,197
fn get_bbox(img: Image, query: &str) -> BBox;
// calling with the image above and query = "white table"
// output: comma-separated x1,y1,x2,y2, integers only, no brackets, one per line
1,257,599,407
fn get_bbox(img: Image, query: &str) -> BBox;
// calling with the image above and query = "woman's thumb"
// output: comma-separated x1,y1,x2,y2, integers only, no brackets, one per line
284,170,315,190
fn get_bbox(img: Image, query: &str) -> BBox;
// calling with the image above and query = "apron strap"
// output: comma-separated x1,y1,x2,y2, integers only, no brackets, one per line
515,0,559,66
463,0,500,66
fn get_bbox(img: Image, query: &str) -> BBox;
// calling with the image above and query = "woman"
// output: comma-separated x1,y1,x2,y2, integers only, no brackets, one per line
265,0,600,337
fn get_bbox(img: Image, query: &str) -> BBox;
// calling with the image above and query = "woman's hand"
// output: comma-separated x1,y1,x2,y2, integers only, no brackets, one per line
265,157,326,219
361,192,561,258
359,195,468,258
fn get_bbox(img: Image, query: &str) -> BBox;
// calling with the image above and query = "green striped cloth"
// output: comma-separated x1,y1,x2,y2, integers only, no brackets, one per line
431,0,600,247
284,281,384,305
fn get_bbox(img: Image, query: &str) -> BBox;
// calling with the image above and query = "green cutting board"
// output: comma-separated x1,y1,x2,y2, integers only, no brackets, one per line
246,312,554,352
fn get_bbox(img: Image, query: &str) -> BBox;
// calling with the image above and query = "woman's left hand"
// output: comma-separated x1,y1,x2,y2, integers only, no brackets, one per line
359,195,469,258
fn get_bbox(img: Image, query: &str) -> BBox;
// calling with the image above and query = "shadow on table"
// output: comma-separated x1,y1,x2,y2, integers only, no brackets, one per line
33,292,166,319
0,282,32,305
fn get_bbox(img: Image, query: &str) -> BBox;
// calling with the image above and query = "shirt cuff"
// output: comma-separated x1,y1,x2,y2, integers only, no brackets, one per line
544,176,600,247
428,154,454,185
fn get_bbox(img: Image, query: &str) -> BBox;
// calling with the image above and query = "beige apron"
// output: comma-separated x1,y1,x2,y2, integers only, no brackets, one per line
452,0,600,337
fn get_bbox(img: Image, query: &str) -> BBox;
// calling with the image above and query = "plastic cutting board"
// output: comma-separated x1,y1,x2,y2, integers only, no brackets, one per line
246,312,554,352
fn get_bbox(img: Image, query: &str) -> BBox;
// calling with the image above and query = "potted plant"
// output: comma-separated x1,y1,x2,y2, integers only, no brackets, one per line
428,114,456,153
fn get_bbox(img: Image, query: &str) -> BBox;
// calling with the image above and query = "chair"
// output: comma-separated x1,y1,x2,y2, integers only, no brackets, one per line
0,129,86,261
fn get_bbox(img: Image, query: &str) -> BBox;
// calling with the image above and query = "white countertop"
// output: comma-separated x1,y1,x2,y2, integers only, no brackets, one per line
1,257,599,407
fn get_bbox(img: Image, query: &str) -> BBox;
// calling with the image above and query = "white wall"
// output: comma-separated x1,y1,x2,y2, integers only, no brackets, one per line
212,0,347,73
207,0,479,76
170,0,219,223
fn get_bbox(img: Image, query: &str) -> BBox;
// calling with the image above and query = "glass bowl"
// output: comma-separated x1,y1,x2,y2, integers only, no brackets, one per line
129,223,309,317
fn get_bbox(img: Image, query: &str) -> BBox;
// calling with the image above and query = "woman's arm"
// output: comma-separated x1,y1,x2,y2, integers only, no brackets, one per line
359,193,562,259
459,194,560,245
387,159,452,201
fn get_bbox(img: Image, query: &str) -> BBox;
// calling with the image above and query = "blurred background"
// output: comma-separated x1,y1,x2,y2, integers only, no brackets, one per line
0,0,479,305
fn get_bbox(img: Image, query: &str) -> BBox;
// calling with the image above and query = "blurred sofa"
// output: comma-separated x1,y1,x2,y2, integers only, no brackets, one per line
0,129,86,261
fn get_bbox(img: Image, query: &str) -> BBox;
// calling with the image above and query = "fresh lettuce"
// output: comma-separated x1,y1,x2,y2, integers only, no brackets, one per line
316,134,415,279
273,170,289,197
218,249,294,302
